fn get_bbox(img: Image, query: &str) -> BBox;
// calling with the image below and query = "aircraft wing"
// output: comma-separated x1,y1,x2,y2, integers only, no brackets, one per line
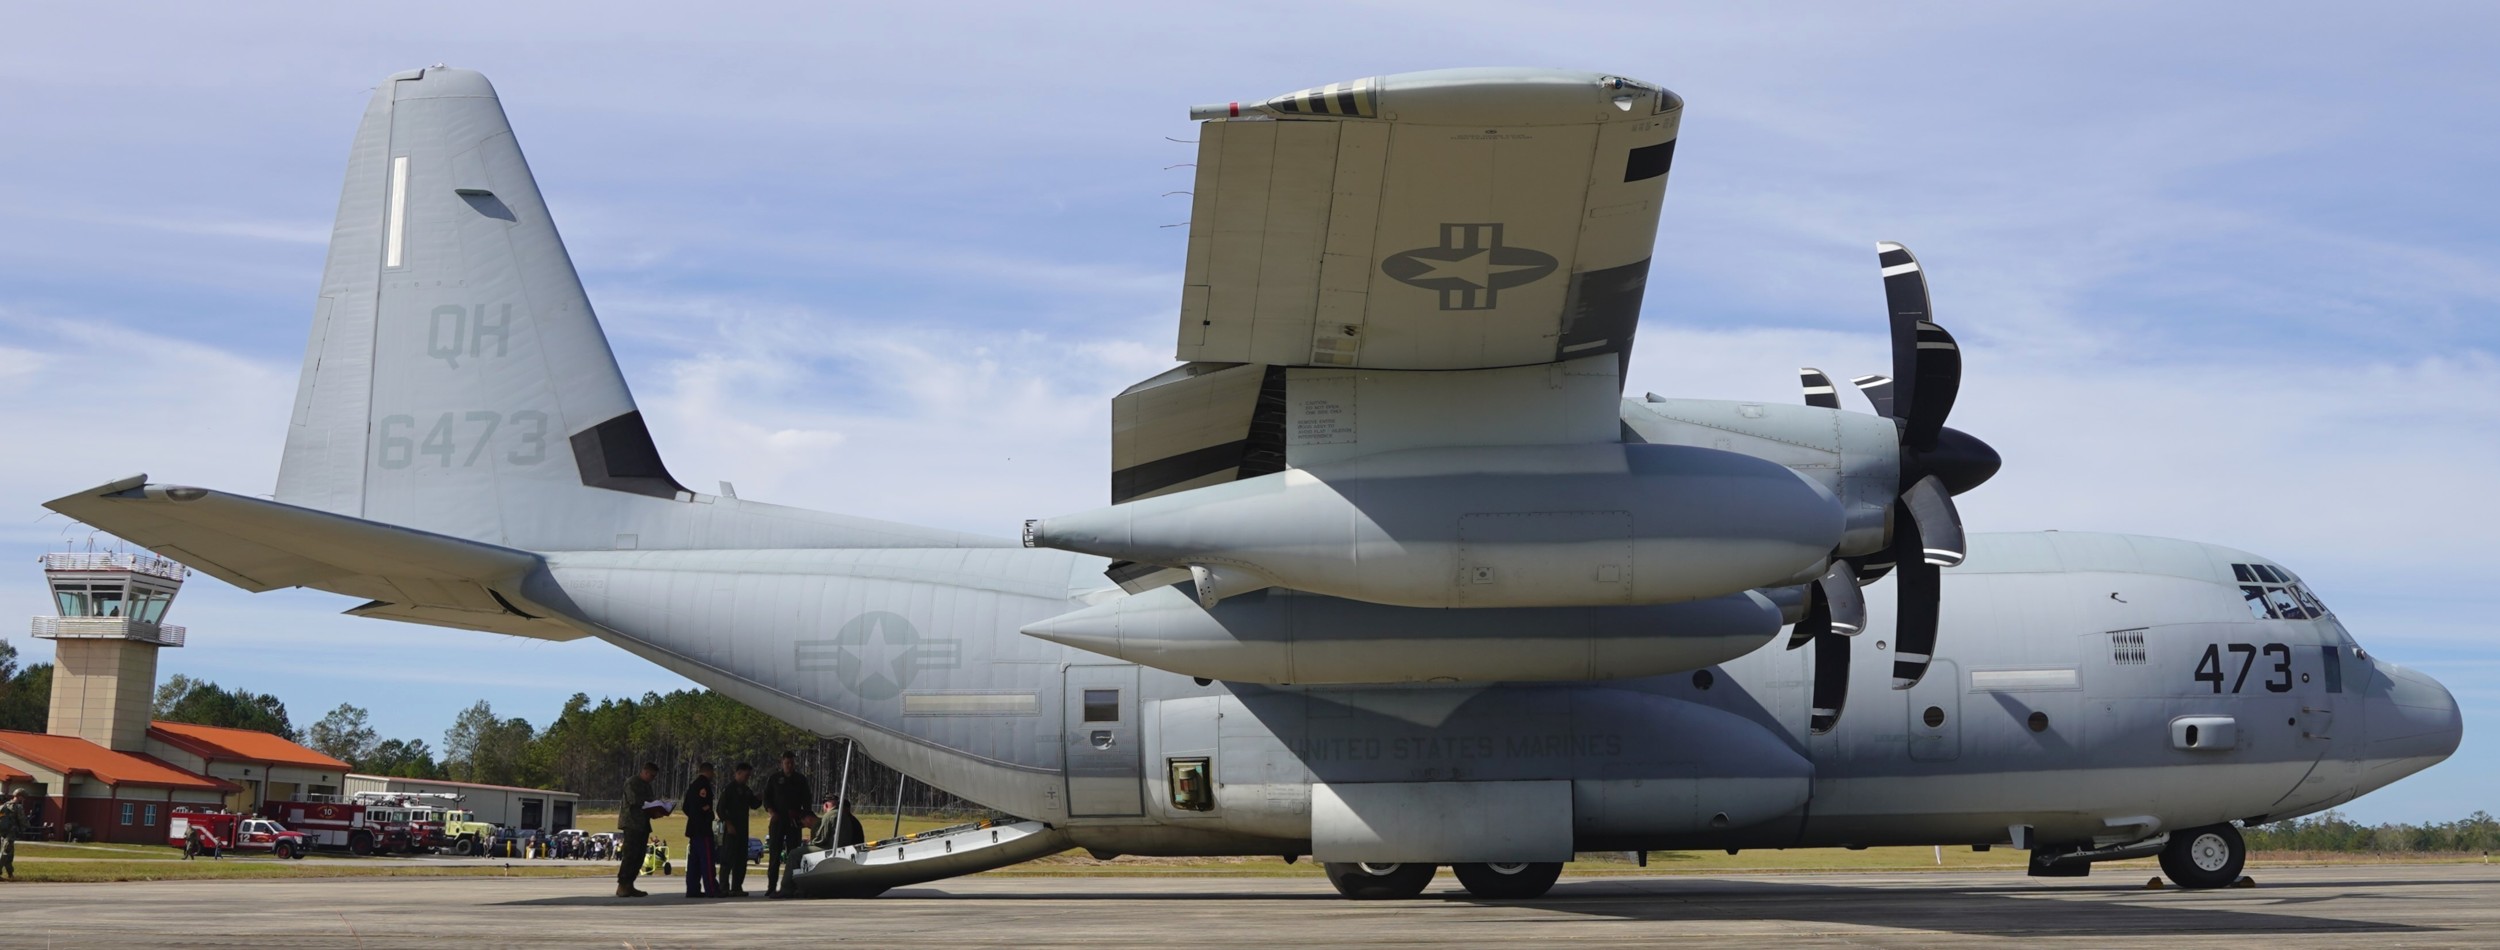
42,475,589,641
1172,68,1679,372
1112,69,1683,504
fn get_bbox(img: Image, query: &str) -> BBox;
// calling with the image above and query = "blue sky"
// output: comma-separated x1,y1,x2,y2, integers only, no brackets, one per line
1,3,2493,823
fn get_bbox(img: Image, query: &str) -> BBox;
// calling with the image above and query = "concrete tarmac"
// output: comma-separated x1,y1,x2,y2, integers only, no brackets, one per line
4,865,2498,948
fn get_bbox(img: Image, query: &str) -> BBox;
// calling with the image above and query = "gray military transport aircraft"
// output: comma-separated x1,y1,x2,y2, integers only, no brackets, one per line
44,66,2459,901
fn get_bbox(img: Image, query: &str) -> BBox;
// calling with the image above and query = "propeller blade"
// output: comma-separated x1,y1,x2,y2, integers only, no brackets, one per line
1788,581,1826,650
1890,513,1940,690
1818,562,1867,635
1905,320,1961,450
1799,368,1841,409
1877,241,1927,425
1900,475,1967,567
1809,622,1851,734
1850,374,1895,418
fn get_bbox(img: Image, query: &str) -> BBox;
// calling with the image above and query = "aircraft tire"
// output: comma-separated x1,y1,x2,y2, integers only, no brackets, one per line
1323,862,1438,900
1452,862,1563,899
2158,824,2245,889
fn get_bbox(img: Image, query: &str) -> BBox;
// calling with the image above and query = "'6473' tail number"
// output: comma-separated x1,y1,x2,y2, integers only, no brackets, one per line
2195,642,2293,694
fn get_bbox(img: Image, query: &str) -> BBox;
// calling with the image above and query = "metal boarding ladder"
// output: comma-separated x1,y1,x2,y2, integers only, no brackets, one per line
787,819,1068,897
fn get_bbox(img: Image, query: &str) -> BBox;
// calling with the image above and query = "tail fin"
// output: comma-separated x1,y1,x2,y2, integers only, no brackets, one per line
276,67,686,548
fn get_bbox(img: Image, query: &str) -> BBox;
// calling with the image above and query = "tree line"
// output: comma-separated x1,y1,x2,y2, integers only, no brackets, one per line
2244,810,2500,854
305,689,966,815
0,639,960,815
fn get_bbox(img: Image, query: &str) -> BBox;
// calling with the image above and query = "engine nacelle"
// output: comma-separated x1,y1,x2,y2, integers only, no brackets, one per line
1025,443,1843,609
1022,585,1782,685
1622,396,1901,558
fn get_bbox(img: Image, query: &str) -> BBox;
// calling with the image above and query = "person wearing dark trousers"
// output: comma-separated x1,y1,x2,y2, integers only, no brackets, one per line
761,751,813,898
716,762,760,896
682,762,719,898
617,762,661,898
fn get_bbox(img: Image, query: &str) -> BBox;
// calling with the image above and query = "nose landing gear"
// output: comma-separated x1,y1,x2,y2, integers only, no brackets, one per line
2158,823,2247,889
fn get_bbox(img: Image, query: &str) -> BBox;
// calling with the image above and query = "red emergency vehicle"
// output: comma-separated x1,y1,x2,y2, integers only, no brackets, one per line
260,796,412,854
168,809,310,859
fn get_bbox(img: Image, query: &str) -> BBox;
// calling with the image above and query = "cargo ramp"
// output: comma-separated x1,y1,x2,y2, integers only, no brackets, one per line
788,819,1069,897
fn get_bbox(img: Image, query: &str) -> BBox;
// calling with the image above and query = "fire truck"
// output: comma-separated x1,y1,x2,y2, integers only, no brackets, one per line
352,791,464,851
167,809,310,859
260,795,413,854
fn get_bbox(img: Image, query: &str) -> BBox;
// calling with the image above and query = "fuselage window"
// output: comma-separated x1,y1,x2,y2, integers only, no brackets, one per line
2321,645,2344,694
2027,711,2050,733
1168,758,1214,812
1922,706,1946,728
1082,689,1121,723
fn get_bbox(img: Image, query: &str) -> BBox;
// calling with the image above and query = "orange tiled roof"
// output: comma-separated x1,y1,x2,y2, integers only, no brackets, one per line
0,730,233,791
148,721,350,772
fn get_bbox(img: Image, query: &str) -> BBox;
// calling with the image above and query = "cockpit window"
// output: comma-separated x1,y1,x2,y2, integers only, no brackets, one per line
2232,563,2329,620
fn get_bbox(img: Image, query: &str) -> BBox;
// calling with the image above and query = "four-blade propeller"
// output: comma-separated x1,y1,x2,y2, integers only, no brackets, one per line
1793,243,2002,733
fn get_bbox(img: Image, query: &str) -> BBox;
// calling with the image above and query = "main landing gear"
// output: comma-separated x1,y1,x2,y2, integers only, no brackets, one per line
1451,862,1564,899
2158,823,2247,889
1322,861,1566,900
1324,862,1437,900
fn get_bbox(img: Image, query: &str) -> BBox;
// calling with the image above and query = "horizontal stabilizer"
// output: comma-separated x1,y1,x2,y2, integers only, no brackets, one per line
42,476,587,641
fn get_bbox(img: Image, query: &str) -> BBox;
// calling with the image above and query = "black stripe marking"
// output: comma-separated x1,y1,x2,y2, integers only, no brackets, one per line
1554,258,1651,374
1624,139,1676,182
1878,248,1915,269
570,410,688,499
1240,365,1289,479
1336,87,1358,115
1110,439,1248,504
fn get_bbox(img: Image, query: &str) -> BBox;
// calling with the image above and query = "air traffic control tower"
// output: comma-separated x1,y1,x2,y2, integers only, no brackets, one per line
32,552,188,751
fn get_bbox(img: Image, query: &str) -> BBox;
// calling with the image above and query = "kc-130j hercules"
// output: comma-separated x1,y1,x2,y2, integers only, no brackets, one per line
45,66,2457,900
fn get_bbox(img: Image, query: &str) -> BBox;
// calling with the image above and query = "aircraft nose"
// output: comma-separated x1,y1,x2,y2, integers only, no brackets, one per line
2367,662,2462,764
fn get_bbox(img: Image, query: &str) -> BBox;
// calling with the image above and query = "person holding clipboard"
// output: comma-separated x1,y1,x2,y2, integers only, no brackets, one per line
616,763,671,898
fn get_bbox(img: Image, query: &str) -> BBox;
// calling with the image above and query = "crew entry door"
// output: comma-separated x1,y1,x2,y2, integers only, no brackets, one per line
1064,665,1143,816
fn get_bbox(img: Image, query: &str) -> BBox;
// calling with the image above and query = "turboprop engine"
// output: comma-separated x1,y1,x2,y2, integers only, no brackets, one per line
1023,442,1844,610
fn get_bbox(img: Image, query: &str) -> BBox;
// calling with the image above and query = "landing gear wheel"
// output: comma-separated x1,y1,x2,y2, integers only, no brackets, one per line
1452,862,1563,899
2159,823,2245,889
1323,862,1438,900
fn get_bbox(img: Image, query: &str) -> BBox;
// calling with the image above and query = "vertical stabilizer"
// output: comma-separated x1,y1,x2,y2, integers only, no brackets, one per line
277,67,685,548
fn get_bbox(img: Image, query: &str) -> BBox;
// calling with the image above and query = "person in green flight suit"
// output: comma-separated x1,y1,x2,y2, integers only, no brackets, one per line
616,762,663,898
715,763,762,896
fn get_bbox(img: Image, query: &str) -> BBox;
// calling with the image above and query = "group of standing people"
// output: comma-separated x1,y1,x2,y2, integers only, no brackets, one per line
616,751,859,900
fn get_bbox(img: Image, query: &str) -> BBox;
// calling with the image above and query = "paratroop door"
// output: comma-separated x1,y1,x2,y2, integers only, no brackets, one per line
1064,665,1143,816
